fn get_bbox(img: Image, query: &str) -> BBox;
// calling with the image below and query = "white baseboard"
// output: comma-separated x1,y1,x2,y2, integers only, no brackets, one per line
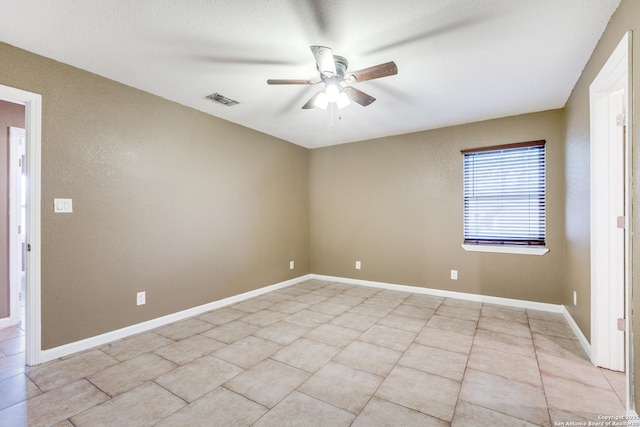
0,317,11,329
38,274,312,364
0,316,22,329
314,274,592,360
35,273,592,366
312,274,564,313
561,306,591,359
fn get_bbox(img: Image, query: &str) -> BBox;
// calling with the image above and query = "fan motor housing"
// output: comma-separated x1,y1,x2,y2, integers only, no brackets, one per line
332,55,348,79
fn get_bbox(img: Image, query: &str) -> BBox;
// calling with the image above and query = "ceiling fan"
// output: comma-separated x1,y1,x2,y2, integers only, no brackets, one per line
267,46,398,110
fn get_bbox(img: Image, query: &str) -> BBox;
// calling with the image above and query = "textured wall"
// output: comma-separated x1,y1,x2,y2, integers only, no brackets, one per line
0,42,310,349
310,110,565,303
562,0,638,407
0,100,25,319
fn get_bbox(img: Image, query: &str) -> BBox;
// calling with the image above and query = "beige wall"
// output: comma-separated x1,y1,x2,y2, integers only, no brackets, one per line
310,110,565,303
562,0,639,408
0,100,25,319
0,42,310,349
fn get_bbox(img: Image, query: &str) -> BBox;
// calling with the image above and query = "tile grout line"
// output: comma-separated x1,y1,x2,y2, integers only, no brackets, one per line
258,291,379,421
457,305,552,426
342,296,456,424
528,309,554,427
450,299,479,425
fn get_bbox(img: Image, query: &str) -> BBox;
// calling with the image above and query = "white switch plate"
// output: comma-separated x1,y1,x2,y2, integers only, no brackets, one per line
290,260,294,270
355,261,361,270
573,291,577,306
54,198,73,213
137,291,146,306
451,270,458,280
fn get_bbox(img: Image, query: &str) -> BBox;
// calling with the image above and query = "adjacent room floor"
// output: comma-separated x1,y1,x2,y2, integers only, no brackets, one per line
0,279,628,426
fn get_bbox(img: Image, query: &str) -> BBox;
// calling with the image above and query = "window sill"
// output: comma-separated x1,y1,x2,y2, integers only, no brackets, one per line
461,244,549,255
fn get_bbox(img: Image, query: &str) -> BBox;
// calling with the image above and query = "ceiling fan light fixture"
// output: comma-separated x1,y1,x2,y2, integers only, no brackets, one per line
320,81,350,109
314,91,329,109
325,83,340,103
336,91,351,109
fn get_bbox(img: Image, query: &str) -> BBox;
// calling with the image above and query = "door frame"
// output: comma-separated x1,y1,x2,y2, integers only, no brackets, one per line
589,31,632,408
0,84,42,366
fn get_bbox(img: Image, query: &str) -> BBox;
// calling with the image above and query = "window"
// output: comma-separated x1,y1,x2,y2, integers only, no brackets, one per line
462,140,546,248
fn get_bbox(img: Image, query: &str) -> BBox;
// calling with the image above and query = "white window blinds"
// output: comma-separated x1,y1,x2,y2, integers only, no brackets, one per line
462,141,546,246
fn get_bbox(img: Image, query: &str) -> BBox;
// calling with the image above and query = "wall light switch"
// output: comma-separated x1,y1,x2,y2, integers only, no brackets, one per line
290,260,294,270
451,270,458,280
137,291,146,306
355,261,361,270
54,198,73,213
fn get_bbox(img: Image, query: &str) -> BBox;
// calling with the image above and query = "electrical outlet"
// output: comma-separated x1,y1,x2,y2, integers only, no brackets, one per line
451,270,458,280
573,291,577,306
355,261,361,270
290,260,294,270
137,291,146,306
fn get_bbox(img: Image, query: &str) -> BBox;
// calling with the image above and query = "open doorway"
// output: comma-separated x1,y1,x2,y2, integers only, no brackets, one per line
0,102,25,365
9,125,26,327
590,31,632,409
1,102,26,330
0,84,42,366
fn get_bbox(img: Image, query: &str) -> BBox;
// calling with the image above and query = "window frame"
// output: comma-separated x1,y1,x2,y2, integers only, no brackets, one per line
461,140,549,255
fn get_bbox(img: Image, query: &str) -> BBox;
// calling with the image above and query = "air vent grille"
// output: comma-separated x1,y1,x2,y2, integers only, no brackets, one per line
206,93,239,106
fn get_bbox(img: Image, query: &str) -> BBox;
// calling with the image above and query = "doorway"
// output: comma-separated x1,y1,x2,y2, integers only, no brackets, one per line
589,31,632,408
8,124,26,327
0,84,42,366
1,102,25,330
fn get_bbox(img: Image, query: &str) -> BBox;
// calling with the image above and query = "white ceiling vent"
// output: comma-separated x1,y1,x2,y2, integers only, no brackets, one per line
207,93,239,106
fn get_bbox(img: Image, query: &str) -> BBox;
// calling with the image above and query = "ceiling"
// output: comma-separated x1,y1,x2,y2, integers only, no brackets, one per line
0,0,621,149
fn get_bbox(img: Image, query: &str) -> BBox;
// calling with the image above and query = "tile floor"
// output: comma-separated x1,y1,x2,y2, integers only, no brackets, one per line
0,279,629,426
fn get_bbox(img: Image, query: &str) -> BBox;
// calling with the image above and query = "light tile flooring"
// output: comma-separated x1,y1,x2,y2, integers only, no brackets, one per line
0,279,629,426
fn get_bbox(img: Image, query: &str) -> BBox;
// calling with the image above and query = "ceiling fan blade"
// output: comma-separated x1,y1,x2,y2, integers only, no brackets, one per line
302,92,320,109
347,61,398,82
343,86,376,106
365,17,484,55
267,79,316,85
310,45,337,77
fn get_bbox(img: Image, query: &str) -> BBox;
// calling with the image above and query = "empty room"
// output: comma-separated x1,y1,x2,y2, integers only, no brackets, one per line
0,0,639,425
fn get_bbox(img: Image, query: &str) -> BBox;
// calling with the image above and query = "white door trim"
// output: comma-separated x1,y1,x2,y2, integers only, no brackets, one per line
8,126,25,326
589,30,632,408
0,84,42,366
